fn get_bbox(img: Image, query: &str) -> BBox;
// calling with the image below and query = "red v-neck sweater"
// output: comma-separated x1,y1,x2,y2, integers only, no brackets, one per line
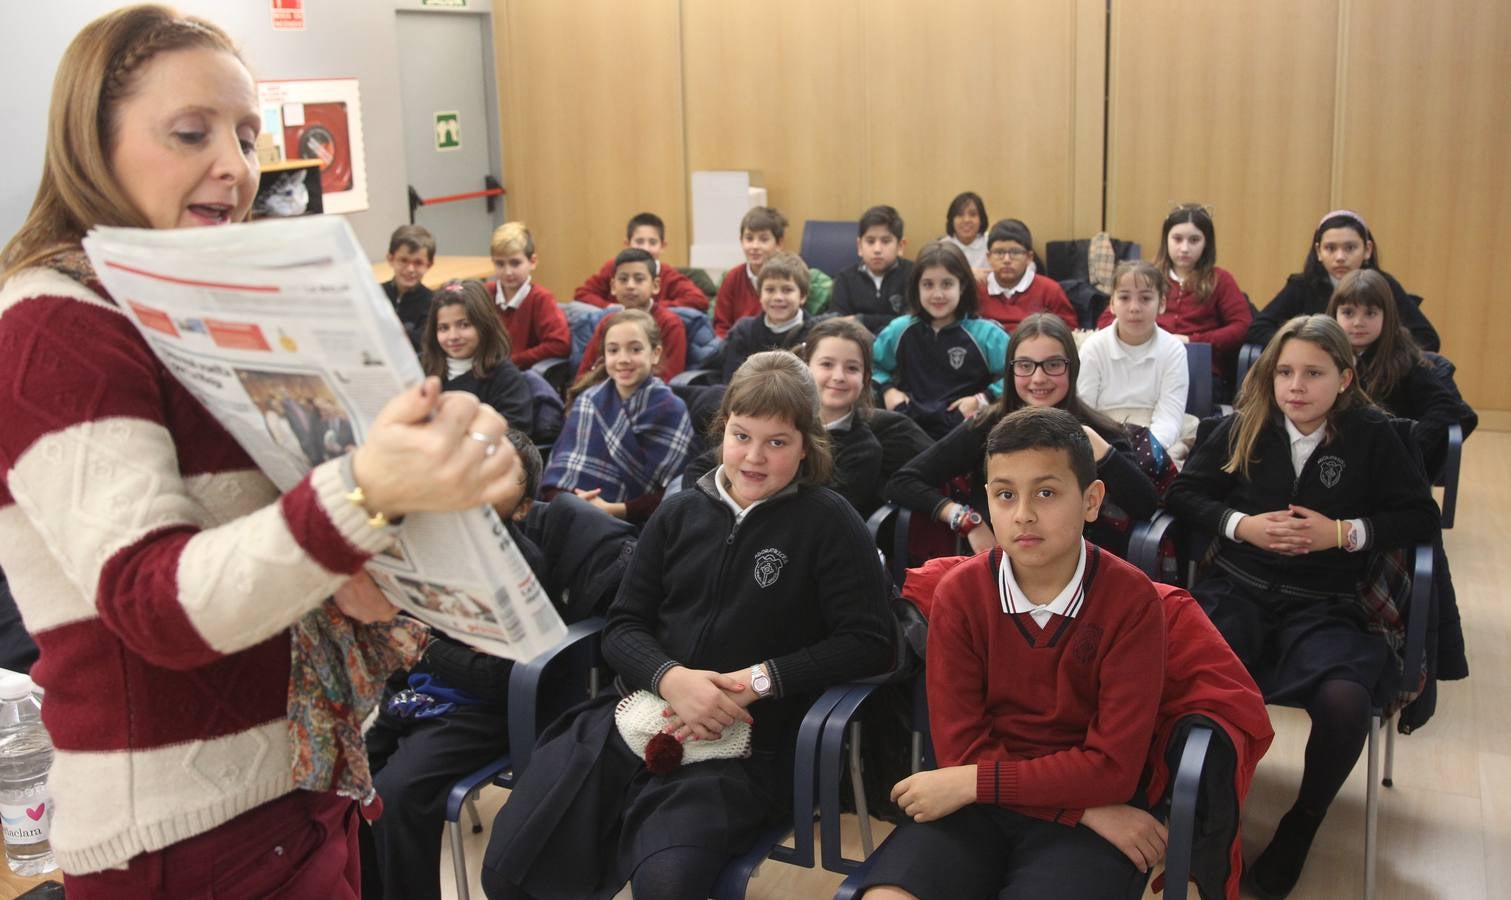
926,543,1165,825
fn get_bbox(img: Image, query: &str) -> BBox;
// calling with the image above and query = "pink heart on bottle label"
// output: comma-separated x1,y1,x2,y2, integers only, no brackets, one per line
25,804,44,821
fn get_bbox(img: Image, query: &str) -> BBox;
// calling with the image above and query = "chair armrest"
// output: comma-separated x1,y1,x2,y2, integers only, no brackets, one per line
445,754,515,821
1440,422,1462,529
776,684,854,868
507,617,607,776
818,683,885,874
670,368,719,388
864,503,909,587
832,829,904,900
1401,544,1435,692
1162,724,1214,900
1128,511,1179,582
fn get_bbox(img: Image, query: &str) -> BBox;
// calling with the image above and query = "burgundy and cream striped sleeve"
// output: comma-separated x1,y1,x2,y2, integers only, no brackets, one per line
0,271,394,670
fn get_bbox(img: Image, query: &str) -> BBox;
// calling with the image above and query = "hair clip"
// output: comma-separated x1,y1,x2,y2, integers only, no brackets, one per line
440,281,466,294
1318,208,1369,231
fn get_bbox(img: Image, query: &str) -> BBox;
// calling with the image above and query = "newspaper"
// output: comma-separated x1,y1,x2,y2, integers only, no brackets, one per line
82,216,567,661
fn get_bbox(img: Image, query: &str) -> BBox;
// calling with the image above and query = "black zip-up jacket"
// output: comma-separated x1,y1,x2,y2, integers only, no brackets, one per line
383,279,432,351
1248,271,1439,351
1164,407,1440,594
444,360,533,437
829,259,916,335
603,472,894,753
885,415,1159,557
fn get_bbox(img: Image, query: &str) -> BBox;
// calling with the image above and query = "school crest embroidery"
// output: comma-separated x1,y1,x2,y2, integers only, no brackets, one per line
1318,455,1346,488
753,548,789,589
947,347,968,370
1070,623,1104,665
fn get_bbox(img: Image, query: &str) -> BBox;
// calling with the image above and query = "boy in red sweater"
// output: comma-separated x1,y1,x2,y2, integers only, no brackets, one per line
976,218,1079,334
859,406,1167,900
574,212,709,312
712,206,788,337
487,221,571,369
575,248,687,380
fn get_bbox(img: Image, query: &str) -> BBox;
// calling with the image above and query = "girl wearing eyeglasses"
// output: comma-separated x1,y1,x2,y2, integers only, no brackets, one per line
886,313,1158,558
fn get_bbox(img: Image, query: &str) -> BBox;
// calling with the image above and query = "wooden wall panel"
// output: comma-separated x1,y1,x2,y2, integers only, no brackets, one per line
681,1,868,259
493,0,686,291
863,0,1091,254
1334,0,1511,410
1104,0,1339,309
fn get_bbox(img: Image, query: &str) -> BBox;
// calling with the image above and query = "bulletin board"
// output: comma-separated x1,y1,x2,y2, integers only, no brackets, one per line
256,78,370,214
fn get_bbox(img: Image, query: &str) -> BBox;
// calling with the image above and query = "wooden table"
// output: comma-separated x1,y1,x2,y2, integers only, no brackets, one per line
370,255,495,289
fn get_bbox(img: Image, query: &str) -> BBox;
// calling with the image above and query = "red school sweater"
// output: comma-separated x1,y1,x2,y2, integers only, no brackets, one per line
487,279,572,368
926,543,1165,825
573,257,709,313
1097,267,1251,377
713,264,761,338
0,268,392,873
976,274,1079,333
575,301,687,381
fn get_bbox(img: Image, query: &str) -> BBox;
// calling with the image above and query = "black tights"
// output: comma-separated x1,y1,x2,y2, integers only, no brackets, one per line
482,845,727,900
1298,678,1373,813
628,845,729,900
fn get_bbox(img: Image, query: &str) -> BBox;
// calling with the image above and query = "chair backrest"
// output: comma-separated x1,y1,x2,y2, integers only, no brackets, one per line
1185,342,1214,417
799,220,859,277
561,301,612,372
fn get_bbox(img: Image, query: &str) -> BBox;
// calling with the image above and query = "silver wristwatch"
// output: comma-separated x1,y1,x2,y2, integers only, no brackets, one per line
749,664,772,698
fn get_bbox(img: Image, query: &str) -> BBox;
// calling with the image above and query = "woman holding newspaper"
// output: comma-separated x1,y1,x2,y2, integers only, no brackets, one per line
0,7,522,896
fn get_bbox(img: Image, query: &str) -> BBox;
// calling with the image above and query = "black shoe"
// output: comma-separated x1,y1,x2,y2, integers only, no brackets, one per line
1245,806,1326,899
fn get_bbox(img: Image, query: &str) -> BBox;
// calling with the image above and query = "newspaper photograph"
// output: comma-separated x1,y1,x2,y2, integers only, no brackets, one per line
81,216,567,661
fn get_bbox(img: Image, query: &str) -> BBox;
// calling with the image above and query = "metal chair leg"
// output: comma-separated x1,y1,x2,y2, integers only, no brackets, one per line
449,819,473,900
466,795,482,833
1383,715,1396,788
1365,714,1381,900
848,721,874,856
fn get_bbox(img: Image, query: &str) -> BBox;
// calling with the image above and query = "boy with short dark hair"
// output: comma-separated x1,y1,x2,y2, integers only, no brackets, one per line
830,205,916,335
858,406,1167,900
574,248,688,380
383,224,436,350
976,218,1078,333
487,221,571,368
574,212,710,312
720,250,814,382
712,206,789,338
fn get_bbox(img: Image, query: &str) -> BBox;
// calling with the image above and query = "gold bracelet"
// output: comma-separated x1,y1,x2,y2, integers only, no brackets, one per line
1335,519,1344,550
345,485,390,528
340,454,394,528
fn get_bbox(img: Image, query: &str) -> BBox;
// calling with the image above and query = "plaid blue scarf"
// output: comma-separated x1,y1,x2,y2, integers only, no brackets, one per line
544,377,693,502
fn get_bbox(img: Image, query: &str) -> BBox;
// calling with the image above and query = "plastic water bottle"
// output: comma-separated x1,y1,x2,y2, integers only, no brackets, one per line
0,673,56,875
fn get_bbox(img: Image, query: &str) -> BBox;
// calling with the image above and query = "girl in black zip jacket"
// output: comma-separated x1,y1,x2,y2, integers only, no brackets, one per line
480,350,894,900
1247,209,1439,351
1326,269,1475,479
1165,315,1439,899
886,313,1159,559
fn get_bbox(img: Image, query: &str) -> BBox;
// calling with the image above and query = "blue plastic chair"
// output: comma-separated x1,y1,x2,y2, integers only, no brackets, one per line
821,678,1215,900
800,220,860,279
442,618,607,900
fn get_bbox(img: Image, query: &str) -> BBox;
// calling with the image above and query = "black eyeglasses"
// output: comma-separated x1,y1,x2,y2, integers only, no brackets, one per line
988,247,1029,261
1010,357,1070,377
